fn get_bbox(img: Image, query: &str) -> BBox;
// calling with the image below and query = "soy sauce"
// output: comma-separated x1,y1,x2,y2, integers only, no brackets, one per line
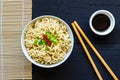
92,14,110,31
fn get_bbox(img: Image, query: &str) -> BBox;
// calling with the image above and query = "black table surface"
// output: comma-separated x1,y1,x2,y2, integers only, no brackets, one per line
32,0,120,80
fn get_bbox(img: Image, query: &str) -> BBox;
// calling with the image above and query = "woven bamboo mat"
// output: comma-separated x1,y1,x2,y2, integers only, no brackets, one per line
0,0,32,80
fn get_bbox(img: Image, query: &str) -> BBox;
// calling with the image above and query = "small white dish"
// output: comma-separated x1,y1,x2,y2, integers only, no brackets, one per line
89,10,115,36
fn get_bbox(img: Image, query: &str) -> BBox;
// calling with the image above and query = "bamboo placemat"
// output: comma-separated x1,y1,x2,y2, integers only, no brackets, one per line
0,0,32,80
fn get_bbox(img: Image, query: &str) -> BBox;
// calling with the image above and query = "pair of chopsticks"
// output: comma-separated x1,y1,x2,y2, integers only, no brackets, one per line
71,21,118,80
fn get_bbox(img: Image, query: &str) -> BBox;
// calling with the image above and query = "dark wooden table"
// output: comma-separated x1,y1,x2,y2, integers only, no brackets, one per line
32,0,120,80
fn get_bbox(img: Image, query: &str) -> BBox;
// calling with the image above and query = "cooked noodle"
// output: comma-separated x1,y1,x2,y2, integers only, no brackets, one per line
24,17,71,65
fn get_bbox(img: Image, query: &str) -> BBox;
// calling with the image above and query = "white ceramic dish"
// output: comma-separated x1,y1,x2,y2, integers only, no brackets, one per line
89,10,115,36
21,15,74,68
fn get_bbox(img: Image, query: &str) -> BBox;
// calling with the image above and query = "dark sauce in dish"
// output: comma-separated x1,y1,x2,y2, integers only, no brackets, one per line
92,14,110,31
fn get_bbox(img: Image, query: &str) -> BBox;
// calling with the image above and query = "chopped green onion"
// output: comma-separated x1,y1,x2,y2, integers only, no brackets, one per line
46,31,59,44
39,39,46,45
34,39,38,46
50,36,59,44
46,31,51,39
53,39,59,44
45,46,49,51
34,38,47,46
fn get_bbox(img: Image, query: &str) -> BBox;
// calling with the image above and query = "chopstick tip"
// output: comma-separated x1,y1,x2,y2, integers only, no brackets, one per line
71,22,74,25
73,20,77,23
71,20,77,24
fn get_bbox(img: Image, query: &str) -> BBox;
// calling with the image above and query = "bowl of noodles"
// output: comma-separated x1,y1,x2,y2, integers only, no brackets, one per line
21,15,74,68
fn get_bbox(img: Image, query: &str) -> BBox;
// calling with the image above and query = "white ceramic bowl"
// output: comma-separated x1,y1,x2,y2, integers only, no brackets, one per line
21,15,74,68
89,10,115,36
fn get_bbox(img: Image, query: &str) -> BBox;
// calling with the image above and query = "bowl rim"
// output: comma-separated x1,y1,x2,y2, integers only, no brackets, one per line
21,15,74,68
